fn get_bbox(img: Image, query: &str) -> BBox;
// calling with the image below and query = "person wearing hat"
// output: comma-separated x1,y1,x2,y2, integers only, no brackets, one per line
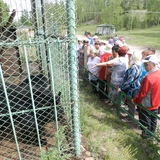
93,35,99,45
92,46,128,105
147,47,160,69
132,55,160,138
87,49,100,93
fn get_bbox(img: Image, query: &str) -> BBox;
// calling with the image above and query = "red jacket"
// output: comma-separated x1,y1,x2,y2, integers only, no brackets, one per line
99,53,112,80
133,69,160,110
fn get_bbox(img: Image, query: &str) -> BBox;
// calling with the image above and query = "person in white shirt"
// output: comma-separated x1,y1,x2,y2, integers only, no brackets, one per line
87,49,100,93
76,38,83,61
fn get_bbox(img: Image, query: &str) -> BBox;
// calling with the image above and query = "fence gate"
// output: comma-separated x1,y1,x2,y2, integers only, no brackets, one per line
0,0,80,159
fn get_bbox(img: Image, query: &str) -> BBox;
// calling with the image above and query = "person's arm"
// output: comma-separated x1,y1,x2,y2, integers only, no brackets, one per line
132,76,150,104
87,45,91,57
92,59,114,69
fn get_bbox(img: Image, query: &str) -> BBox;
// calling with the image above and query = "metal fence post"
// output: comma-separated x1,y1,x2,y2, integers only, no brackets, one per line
67,0,81,157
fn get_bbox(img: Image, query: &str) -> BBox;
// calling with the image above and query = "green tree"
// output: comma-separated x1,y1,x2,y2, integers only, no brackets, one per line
146,0,160,26
44,1,66,35
20,9,32,26
76,0,105,23
121,0,146,10
0,0,9,27
100,0,123,30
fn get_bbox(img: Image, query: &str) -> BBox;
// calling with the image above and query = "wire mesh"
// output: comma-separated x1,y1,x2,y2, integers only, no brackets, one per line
81,65,160,142
0,0,79,159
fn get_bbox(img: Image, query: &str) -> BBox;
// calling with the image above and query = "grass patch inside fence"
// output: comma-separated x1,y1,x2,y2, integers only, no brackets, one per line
79,83,160,160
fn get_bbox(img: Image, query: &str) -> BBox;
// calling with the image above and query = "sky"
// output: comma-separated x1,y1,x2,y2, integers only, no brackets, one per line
4,0,32,20
3,0,65,21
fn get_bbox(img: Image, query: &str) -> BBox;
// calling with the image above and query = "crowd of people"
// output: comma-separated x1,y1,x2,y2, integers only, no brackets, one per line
77,31,160,139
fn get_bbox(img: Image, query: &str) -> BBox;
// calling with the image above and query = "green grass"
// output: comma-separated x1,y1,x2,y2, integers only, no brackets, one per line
76,24,98,36
76,24,160,50
116,27,160,49
79,84,160,160
77,25,160,159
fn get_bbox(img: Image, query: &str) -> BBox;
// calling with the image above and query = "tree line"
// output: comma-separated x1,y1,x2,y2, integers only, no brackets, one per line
0,0,160,32
76,0,160,30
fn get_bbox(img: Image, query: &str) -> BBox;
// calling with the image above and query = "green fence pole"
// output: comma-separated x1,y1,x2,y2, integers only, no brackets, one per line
0,65,22,160
117,91,122,117
23,45,42,152
67,0,81,157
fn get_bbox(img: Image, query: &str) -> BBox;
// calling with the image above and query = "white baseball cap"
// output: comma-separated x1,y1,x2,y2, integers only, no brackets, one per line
142,55,158,64
93,35,98,39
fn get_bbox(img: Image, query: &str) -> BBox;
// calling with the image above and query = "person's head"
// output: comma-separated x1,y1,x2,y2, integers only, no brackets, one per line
117,46,128,57
148,47,156,54
102,44,112,53
93,35,99,43
130,51,142,66
86,32,91,38
141,50,152,59
94,41,101,49
83,38,89,45
90,49,98,58
115,40,124,47
78,38,82,44
112,45,119,58
119,36,125,44
100,40,107,46
142,55,158,72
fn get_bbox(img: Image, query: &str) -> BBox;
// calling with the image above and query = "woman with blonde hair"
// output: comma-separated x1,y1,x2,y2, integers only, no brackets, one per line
118,51,142,122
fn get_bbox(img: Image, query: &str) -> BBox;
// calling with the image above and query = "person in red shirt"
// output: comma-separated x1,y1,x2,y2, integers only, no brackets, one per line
94,49,112,100
132,55,160,138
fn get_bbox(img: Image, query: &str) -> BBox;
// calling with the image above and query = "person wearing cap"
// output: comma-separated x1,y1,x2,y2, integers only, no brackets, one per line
87,49,100,93
93,35,99,44
147,47,160,69
99,40,108,56
118,51,142,122
100,44,112,57
132,55,160,138
139,50,153,82
92,46,128,105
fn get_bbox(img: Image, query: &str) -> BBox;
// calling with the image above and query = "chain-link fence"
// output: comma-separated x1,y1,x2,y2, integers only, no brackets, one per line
81,65,160,143
0,0,80,159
